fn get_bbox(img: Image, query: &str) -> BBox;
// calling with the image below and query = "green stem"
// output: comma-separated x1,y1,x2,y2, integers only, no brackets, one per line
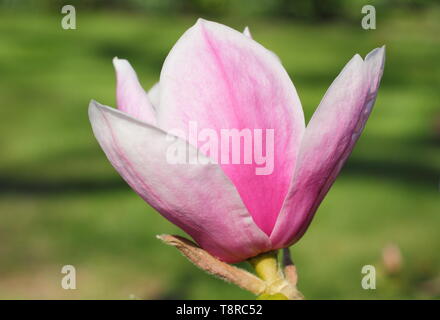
248,251,288,300
248,250,304,300
249,251,281,282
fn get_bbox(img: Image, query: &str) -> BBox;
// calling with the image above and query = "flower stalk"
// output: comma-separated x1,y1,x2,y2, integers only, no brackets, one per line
159,234,303,300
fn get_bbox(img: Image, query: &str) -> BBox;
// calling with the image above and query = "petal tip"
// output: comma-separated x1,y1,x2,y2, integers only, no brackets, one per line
353,53,363,61
365,46,386,62
88,99,106,118
88,99,103,128
364,46,386,90
88,100,120,122
88,99,99,112
112,56,120,65
243,26,252,38
195,17,208,28
346,53,364,70
112,57,131,71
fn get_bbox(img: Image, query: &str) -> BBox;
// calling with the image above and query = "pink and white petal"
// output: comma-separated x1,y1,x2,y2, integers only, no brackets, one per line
113,57,156,125
271,47,385,247
365,46,386,94
147,82,160,111
158,19,305,236
89,100,271,263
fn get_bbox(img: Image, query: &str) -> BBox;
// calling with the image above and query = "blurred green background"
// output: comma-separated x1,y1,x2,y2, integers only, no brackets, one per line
0,0,439,299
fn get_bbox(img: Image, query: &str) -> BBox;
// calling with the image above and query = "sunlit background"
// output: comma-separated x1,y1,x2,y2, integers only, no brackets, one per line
0,0,439,299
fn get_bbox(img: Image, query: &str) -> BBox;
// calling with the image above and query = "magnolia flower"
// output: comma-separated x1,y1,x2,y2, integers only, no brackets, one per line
89,19,385,264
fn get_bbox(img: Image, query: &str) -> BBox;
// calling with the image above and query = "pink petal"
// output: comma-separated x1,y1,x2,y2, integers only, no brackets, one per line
113,57,156,125
89,100,271,263
157,19,305,235
271,47,385,247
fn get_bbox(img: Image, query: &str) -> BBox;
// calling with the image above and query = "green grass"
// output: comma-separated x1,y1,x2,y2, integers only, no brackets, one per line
0,8,439,299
